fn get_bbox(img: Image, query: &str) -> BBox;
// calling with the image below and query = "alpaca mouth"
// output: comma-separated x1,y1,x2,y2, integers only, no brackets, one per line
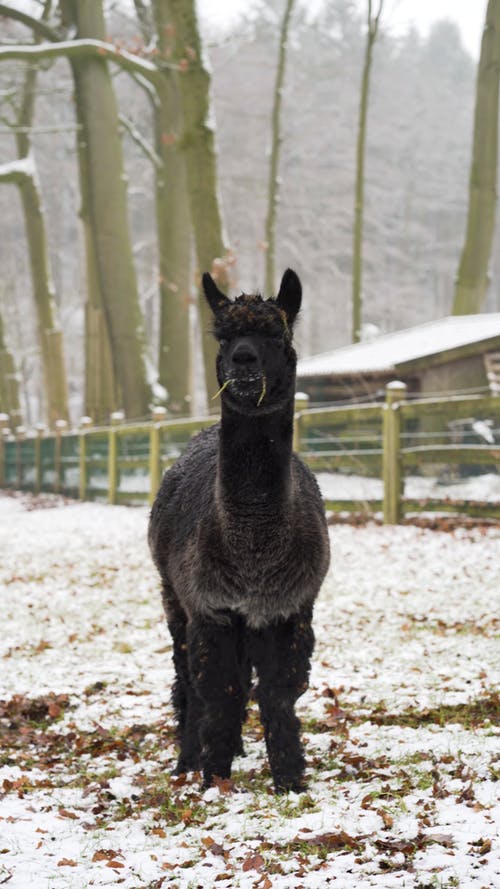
212,372,267,406
212,374,263,403
229,372,264,399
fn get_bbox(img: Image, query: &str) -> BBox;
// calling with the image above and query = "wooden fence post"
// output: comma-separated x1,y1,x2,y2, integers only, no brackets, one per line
0,413,9,487
79,416,93,501
293,392,310,453
54,420,68,494
108,411,125,505
149,407,167,506
15,425,26,489
34,424,46,494
383,380,407,524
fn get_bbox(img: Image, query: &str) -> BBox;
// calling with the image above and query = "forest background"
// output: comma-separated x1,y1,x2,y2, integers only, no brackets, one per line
0,0,498,426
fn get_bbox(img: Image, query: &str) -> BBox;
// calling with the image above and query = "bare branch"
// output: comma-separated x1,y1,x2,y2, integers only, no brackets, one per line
0,123,81,135
0,3,60,41
374,0,384,31
0,39,177,85
118,113,162,169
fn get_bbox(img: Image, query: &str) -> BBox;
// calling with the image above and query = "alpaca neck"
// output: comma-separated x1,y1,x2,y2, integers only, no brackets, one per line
218,397,294,509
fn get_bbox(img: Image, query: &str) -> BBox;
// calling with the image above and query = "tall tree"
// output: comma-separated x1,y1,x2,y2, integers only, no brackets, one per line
72,73,119,424
168,0,232,402
1,1,214,413
0,0,156,420
0,153,69,427
147,0,192,414
0,5,69,426
452,0,500,315
61,0,153,420
352,0,383,342
0,309,22,428
264,0,295,295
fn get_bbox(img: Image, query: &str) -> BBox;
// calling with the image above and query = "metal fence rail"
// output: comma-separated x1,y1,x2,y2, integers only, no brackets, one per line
1,384,499,523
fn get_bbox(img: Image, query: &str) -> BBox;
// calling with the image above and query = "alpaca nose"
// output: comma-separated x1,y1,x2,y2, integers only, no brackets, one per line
231,341,258,366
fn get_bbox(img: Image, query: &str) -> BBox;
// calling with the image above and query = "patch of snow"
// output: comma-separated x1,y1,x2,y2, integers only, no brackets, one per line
0,154,36,180
0,493,499,888
298,313,500,376
317,471,500,503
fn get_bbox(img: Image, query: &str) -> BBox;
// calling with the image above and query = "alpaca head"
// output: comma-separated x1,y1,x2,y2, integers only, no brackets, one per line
202,269,302,412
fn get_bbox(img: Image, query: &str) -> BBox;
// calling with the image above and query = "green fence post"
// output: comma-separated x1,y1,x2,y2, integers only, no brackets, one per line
383,381,407,524
54,420,68,494
149,407,167,506
293,392,310,453
34,424,46,494
0,413,9,487
108,411,124,505
79,416,93,501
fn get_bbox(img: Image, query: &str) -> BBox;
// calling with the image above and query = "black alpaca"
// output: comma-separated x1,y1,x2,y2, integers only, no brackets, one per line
148,269,330,792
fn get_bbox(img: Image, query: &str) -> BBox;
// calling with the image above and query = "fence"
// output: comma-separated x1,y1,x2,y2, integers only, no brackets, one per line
0,383,499,523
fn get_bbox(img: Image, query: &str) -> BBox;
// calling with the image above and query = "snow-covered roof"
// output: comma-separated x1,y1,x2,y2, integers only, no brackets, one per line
297,314,500,378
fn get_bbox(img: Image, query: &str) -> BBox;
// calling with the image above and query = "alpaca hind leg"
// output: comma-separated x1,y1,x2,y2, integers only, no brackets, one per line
188,612,246,788
251,608,314,793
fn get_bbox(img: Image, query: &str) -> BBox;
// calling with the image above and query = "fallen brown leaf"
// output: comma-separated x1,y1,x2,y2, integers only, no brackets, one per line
377,808,394,829
242,852,265,871
58,808,79,820
92,849,122,863
213,776,235,794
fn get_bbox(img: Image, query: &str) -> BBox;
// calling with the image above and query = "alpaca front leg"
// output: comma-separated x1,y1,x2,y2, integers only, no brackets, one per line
172,687,203,775
251,609,314,793
187,613,246,788
164,590,201,773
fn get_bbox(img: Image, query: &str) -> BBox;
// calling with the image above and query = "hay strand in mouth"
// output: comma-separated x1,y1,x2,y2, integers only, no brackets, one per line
211,379,233,400
279,309,290,339
257,377,267,407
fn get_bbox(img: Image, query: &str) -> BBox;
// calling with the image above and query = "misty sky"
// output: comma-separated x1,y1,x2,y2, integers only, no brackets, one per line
198,0,488,59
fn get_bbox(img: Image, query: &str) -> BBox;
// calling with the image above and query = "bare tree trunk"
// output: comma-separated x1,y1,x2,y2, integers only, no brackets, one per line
0,311,22,428
453,0,500,315
151,0,192,414
71,64,119,423
352,0,384,343
264,0,295,296
0,51,70,426
63,0,153,420
0,157,70,427
168,0,232,403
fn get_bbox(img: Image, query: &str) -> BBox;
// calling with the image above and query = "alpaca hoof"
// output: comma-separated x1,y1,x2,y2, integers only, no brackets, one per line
201,768,233,791
201,773,213,791
275,779,306,794
172,756,199,776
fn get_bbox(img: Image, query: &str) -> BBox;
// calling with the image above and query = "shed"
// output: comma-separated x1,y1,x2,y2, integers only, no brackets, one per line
297,314,500,404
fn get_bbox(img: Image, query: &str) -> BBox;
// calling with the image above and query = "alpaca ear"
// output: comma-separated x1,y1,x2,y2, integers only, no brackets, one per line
202,273,230,314
276,268,302,326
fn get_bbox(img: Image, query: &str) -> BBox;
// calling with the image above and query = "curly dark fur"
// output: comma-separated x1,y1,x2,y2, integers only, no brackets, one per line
148,269,330,792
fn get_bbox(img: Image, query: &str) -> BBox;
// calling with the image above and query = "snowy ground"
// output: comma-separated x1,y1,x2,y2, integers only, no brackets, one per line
0,491,499,889
316,472,500,505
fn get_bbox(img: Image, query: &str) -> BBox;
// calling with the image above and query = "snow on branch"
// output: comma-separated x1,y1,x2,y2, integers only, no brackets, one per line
0,154,36,183
0,40,179,85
